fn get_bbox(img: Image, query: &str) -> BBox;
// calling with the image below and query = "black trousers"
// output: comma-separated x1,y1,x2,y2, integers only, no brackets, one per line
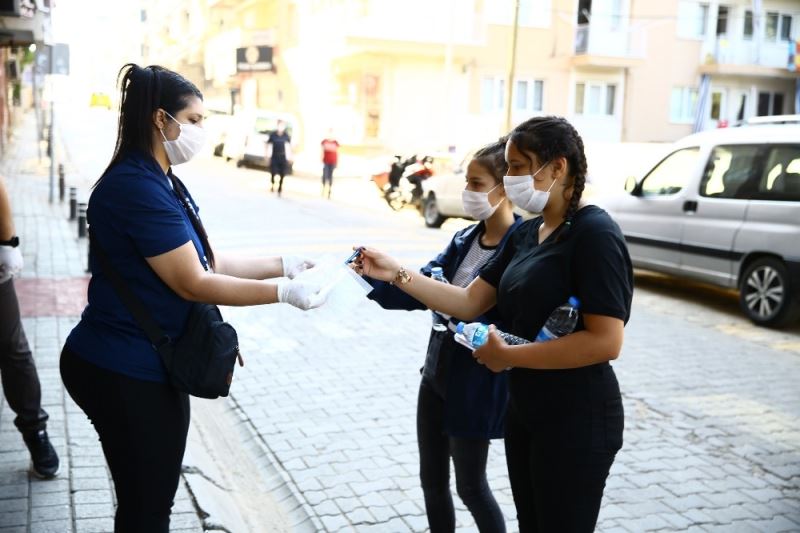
270,159,288,192
0,279,48,435
504,366,623,533
60,347,190,533
417,379,506,533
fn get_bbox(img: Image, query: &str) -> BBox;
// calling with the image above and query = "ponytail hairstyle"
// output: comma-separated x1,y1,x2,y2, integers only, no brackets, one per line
508,116,587,240
97,64,215,268
472,136,509,183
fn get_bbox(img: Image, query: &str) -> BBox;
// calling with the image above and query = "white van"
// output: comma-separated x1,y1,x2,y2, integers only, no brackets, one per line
222,110,299,171
597,117,800,327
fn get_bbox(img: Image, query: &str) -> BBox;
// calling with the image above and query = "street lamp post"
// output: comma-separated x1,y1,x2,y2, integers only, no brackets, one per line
504,0,521,133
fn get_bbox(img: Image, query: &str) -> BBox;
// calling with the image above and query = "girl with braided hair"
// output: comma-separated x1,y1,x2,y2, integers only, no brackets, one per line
354,116,633,531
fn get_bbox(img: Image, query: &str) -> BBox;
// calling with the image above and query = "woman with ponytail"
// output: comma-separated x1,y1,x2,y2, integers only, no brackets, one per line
60,64,325,532
353,116,633,532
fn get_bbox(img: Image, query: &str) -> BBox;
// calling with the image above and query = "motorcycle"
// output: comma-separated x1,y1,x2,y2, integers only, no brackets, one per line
371,155,434,211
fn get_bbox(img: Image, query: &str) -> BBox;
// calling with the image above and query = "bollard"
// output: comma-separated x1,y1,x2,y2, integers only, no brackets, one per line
58,164,65,202
69,187,77,220
77,202,88,238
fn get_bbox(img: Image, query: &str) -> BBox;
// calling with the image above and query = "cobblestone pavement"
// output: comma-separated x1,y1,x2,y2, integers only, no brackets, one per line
0,114,205,533
182,151,800,532
4,106,800,533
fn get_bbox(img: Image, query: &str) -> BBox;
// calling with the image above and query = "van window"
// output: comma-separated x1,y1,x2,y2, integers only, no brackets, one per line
752,145,800,201
699,145,761,198
640,147,700,196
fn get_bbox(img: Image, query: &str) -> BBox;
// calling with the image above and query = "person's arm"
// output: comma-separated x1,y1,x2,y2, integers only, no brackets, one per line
356,247,496,320
213,254,313,280
0,177,14,240
146,242,322,308
473,315,624,372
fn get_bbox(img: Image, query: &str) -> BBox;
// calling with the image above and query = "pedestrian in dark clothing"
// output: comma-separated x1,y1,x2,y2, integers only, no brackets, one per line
60,63,325,533
0,177,60,479
354,116,633,533
268,120,292,196
357,140,520,533
321,132,339,199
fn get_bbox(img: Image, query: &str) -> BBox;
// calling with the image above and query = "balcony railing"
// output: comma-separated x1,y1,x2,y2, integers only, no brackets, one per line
573,23,644,59
701,36,795,70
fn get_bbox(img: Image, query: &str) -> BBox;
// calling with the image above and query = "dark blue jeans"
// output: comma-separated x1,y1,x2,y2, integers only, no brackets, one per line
417,379,506,533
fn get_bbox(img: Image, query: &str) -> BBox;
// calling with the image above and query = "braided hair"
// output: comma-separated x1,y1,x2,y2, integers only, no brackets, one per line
508,116,587,240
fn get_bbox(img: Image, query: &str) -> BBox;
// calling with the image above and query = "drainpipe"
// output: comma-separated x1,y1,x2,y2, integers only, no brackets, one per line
752,0,762,64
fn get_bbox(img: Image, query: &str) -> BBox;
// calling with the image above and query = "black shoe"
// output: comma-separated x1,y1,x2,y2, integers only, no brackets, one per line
23,430,60,479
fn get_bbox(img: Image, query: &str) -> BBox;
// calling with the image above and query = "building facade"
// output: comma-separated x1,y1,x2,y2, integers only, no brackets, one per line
140,0,800,155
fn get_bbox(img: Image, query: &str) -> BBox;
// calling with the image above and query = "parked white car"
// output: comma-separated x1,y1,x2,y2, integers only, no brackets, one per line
420,155,472,227
596,117,800,327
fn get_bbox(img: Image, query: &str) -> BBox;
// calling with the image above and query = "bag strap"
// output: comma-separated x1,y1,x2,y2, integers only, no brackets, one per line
90,228,172,358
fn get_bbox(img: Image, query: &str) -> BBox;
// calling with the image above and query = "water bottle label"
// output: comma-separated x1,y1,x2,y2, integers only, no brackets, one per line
535,326,557,343
472,326,489,348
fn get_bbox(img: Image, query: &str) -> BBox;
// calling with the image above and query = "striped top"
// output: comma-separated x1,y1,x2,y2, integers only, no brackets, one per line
450,233,498,287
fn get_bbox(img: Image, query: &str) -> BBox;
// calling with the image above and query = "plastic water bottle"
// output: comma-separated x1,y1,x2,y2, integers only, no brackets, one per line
430,267,450,332
535,297,581,342
455,322,530,350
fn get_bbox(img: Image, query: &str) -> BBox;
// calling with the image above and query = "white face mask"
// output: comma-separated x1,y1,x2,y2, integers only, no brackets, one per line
461,183,504,221
160,111,206,166
503,163,556,214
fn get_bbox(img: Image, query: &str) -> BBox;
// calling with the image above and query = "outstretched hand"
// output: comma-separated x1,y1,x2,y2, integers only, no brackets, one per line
350,246,401,283
277,279,328,310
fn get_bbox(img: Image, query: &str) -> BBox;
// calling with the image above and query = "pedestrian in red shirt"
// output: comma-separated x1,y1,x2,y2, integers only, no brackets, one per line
321,131,339,199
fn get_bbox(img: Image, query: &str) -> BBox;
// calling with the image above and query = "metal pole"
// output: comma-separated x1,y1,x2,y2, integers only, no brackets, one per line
77,202,87,238
58,164,65,202
69,187,77,220
504,0,521,133
48,45,55,204
32,51,41,163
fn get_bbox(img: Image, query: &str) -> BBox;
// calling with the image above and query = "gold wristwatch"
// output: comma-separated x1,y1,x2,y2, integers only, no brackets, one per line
393,266,412,285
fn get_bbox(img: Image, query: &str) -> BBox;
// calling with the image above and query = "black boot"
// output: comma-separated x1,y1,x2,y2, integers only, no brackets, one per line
23,430,60,479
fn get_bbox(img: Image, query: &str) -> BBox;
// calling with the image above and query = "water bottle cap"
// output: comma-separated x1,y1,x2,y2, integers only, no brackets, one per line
568,296,581,309
456,322,465,334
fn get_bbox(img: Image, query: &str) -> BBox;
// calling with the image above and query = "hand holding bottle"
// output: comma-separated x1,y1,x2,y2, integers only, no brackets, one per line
473,325,513,373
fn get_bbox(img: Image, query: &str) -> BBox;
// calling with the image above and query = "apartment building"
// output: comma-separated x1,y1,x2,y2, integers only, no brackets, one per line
140,0,799,154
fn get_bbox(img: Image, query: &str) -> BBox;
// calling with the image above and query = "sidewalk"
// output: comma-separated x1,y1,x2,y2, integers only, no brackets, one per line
0,113,204,532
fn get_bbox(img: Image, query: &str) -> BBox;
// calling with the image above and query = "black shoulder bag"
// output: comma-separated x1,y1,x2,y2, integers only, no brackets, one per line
90,181,242,399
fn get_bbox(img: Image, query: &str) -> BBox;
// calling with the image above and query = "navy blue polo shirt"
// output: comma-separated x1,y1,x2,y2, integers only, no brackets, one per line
66,151,208,383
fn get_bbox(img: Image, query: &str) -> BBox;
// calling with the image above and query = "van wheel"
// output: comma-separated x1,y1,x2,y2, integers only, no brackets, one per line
236,159,245,168
423,195,446,228
739,257,799,327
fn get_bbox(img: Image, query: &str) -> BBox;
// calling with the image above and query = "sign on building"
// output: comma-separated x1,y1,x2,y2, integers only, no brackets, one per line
236,46,274,73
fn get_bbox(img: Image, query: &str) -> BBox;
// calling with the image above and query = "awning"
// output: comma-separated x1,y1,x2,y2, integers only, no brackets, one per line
0,28,35,47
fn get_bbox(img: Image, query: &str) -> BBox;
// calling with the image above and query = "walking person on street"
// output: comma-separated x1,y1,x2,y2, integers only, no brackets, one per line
353,116,633,532
60,64,326,533
0,177,60,479
357,140,521,533
267,119,292,196
321,130,339,199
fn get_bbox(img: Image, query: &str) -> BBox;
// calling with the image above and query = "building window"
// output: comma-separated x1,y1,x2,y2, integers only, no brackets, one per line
575,83,585,114
758,92,785,116
677,1,709,39
716,5,728,36
481,77,505,113
514,79,545,112
488,0,551,28
610,0,623,31
743,10,753,39
766,12,778,41
710,91,723,120
575,82,616,116
781,15,792,41
670,87,699,123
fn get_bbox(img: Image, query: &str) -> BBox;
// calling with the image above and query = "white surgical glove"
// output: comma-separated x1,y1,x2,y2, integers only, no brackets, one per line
277,279,328,310
282,255,315,279
0,245,23,284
